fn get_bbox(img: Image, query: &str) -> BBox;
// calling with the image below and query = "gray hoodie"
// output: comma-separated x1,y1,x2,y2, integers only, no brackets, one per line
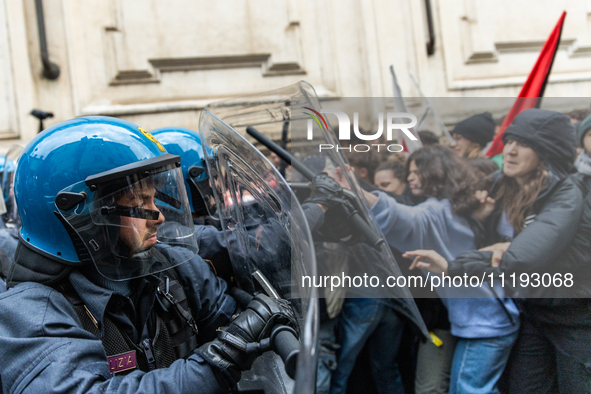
371,192,519,338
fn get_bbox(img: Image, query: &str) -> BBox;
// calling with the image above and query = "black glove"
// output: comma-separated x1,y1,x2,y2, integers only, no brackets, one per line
305,172,384,248
304,172,348,211
304,172,356,241
197,294,298,383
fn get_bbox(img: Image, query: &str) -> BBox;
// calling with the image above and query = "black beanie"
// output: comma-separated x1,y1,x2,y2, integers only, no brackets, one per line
503,108,576,178
452,112,495,147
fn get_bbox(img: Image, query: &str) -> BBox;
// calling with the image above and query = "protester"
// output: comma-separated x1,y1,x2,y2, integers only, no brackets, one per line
490,116,507,169
470,157,501,176
373,161,407,195
418,130,440,146
494,115,506,136
345,151,381,191
406,109,590,393
450,112,495,158
575,113,591,190
360,145,518,394
567,108,591,124
386,151,408,166
293,154,409,394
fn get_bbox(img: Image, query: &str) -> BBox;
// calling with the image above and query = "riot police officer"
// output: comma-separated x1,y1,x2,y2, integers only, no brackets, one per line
151,126,327,284
0,150,20,281
0,117,296,393
151,126,233,277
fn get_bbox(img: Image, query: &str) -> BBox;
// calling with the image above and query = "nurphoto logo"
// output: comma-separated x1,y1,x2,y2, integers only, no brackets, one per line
303,107,417,153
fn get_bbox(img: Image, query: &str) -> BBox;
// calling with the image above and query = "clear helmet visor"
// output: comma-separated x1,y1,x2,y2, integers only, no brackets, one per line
55,157,198,281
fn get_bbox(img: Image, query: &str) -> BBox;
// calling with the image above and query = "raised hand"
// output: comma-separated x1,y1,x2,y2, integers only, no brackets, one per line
403,249,449,275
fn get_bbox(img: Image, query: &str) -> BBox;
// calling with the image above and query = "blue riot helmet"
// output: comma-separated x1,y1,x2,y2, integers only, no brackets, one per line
0,155,5,180
15,116,198,281
151,127,216,218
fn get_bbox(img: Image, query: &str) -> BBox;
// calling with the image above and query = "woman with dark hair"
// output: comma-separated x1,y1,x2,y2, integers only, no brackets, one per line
403,146,483,216
405,109,590,393
362,145,519,394
373,161,407,195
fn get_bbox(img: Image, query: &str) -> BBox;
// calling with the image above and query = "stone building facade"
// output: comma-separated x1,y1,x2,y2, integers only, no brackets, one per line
1,0,590,150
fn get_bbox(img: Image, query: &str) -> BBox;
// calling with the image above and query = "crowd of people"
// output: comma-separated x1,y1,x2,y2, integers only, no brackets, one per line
307,108,591,394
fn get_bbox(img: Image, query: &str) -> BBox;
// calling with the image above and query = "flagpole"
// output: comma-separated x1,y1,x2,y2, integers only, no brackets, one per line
408,70,453,143
389,65,422,152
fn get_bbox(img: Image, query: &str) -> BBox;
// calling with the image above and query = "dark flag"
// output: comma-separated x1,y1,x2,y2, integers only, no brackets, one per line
486,11,566,157
390,65,422,153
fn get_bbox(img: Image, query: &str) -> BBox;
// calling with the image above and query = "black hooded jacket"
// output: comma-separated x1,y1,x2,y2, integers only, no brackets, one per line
449,170,585,297
502,108,577,178
448,109,590,323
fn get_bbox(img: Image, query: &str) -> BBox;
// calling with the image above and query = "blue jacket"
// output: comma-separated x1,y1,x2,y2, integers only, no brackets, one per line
194,224,231,269
193,202,325,294
371,192,519,338
0,244,236,393
194,203,324,269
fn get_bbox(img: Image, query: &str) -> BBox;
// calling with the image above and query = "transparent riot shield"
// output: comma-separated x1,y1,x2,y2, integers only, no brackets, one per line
206,82,429,339
199,110,319,394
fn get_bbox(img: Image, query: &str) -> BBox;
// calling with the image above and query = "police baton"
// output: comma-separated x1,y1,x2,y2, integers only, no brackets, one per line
246,126,384,249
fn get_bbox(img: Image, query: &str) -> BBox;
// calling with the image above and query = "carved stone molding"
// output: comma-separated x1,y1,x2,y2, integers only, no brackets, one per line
465,51,498,64
102,0,307,87
465,38,590,64
495,39,575,53
438,0,591,90
111,70,156,84
110,54,306,86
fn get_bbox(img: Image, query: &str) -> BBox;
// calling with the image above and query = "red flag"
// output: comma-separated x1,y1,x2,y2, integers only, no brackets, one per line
486,11,566,157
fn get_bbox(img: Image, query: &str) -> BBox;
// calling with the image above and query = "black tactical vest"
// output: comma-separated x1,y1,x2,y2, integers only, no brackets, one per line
55,268,199,374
